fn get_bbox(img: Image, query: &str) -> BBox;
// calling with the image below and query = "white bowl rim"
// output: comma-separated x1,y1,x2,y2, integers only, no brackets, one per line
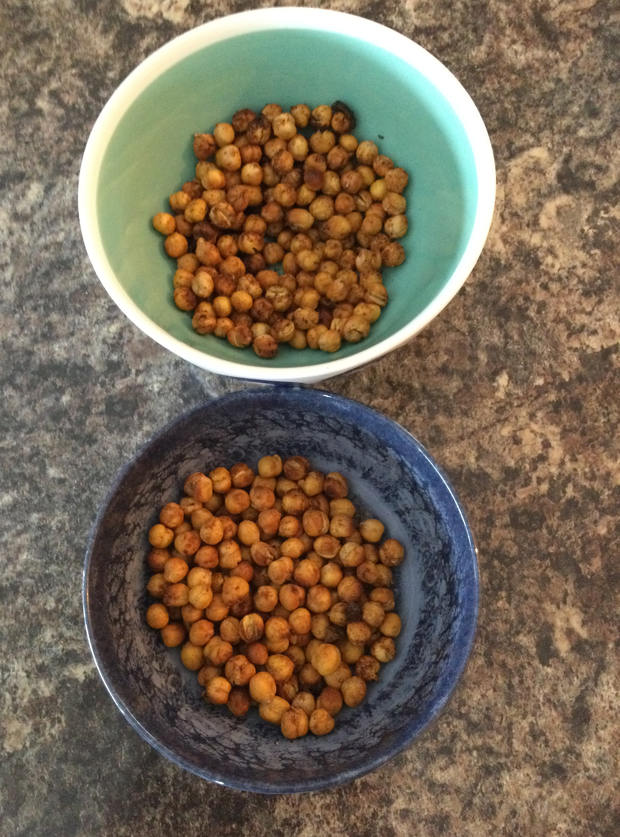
78,6,496,384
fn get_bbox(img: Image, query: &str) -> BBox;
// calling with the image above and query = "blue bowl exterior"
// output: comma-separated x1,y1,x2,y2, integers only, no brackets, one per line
83,388,478,793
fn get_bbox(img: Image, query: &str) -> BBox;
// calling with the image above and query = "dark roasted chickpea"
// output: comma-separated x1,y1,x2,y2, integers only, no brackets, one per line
227,687,251,717
147,548,170,573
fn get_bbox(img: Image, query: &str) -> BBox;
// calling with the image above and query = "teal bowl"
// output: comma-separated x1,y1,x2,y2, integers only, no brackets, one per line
78,8,495,383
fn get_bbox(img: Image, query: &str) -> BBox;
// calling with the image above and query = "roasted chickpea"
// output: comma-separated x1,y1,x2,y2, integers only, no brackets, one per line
146,603,169,630
306,585,332,614
146,573,166,599
228,687,251,717
371,635,396,663
249,671,277,703
280,707,309,739
219,616,242,644
224,654,256,686
259,696,291,724
148,523,174,549
160,622,186,647
225,489,250,515
239,612,264,643
206,675,232,705
292,691,315,716
309,707,335,735
356,655,381,681
359,518,385,543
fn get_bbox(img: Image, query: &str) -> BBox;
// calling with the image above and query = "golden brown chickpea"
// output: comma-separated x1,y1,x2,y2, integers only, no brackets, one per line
256,454,282,478
290,558,319,589
221,575,250,606
153,212,176,235
246,641,269,666
146,603,169,630
359,518,385,543
190,507,214,531
361,600,384,629
356,561,380,586
374,564,393,587
147,548,170,572
301,509,329,538
252,585,278,613
267,556,294,586
205,593,229,622
330,499,355,519
280,537,306,560
264,616,290,648
227,687,251,717
180,641,205,671
224,654,256,686
187,584,213,610
277,515,300,539
310,613,330,640
337,576,364,603
280,707,309,739
346,621,373,646
217,616,241,644
163,582,190,608
328,514,353,539
203,636,234,666
250,540,278,567
371,636,396,663
338,542,364,569
379,538,405,566
236,519,260,546
313,535,341,559
340,675,366,707
199,517,224,546
323,662,352,689
305,585,332,613
249,484,276,512
292,691,315,716
173,520,192,536
184,472,213,503
159,502,184,529
300,471,324,497
225,489,250,515
163,556,189,584
380,612,402,638
266,654,296,683
146,573,166,599
206,675,232,705
239,612,265,643
160,622,186,647
230,463,254,488
174,530,201,557
279,583,306,611
370,587,395,611
257,508,281,539
312,643,341,677
309,707,336,735
259,696,291,724
288,607,312,636
193,544,219,570
249,670,277,703
148,523,174,549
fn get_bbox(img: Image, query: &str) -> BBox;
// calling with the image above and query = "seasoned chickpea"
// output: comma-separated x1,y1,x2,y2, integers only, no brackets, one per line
225,489,250,515
180,642,205,671
309,707,335,736
205,593,229,622
160,622,186,647
146,603,169,630
337,576,364,602
312,643,342,676
362,600,385,629
159,502,184,529
231,463,254,488
339,541,365,568
380,612,402,637
237,519,260,546
293,558,321,588
194,544,219,569
346,621,373,646
280,707,309,739
228,687,251,717
206,675,232,705
259,696,291,724
218,616,241,644
148,523,174,549
163,583,190,608
279,583,306,611
359,518,385,543
146,573,166,599
224,654,256,686
174,530,201,557
249,671,277,703
221,575,250,605
306,585,332,613
313,535,340,559
163,556,189,584
253,585,279,613
267,556,294,586
292,691,316,716
246,641,269,666
379,538,405,566
371,635,396,663
257,454,283,478
266,654,296,683
289,607,312,635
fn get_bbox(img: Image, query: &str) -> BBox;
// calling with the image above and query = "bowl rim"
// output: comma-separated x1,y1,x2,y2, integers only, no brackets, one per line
82,386,479,793
78,7,495,384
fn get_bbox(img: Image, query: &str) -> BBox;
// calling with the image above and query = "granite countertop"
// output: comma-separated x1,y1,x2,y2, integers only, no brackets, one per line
1,0,617,834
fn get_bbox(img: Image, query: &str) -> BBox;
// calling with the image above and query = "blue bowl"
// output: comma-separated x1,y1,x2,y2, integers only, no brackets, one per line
83,388,478,793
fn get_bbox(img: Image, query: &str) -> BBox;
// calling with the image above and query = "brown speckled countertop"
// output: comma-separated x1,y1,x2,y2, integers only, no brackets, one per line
0,1,618,835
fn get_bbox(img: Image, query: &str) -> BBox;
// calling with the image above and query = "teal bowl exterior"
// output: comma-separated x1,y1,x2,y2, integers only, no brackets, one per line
79,8,495,382
83,388,479,793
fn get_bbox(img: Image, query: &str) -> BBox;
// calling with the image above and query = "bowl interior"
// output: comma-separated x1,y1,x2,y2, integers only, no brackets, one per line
96,25,479,369
84,389,478,792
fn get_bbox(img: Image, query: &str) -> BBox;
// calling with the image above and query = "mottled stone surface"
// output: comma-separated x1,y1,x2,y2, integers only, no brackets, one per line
0,1,618,835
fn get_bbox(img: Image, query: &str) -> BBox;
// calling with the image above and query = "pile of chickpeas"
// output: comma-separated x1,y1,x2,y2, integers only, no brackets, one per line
144,454,404,739
152,101,409,358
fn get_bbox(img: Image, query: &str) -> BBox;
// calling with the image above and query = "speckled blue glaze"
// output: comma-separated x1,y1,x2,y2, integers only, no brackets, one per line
83,388,478,794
